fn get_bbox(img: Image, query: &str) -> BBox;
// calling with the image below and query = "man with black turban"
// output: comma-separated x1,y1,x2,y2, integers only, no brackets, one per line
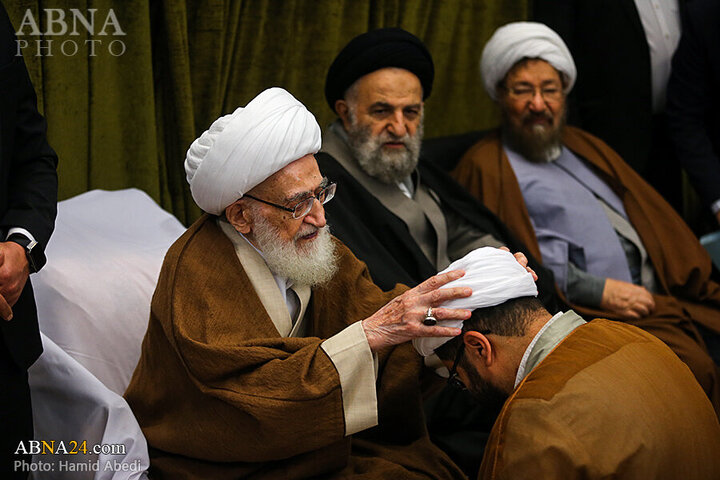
317,27,560,477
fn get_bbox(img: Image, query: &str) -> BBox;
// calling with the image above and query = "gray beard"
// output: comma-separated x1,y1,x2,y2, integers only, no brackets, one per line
345,117,423,184
251,214,338,287
501,109,565,163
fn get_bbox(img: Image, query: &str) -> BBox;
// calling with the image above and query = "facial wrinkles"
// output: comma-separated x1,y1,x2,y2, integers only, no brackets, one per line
345,108,424,184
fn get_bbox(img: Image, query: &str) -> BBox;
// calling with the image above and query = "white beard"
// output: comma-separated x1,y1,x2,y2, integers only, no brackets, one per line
251,215,338,287
346,114,424,184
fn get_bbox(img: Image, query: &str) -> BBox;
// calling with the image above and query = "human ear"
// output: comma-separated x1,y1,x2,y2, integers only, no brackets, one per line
225,200,252,235
335,100,352,129
464,331,493,367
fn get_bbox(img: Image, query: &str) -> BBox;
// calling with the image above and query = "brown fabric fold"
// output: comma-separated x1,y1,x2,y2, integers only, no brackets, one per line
453,127,720,415
479,320,720,480
125,214,465,479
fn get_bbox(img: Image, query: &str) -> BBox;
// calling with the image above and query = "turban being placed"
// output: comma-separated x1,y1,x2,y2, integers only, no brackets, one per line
325,27,434,112
413,247,538,357
480,21,576,101
184,87,321,215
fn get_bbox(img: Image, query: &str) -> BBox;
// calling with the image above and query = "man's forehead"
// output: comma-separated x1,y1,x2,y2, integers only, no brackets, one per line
355,68,423,102
506,58,562,84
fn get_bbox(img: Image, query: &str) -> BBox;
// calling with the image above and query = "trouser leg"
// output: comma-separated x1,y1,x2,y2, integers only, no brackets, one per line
1,343,33,480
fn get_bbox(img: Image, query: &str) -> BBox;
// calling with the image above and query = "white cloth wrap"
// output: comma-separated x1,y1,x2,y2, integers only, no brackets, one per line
480,21,577,101
184,87,322,215
413,247,538,356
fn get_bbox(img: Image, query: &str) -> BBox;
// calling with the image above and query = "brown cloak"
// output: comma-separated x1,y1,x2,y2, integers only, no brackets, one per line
124,215,465,479
480,320,720,480
452,127,720,414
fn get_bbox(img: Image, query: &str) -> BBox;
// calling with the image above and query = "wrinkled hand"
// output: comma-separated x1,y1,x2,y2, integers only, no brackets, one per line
600,278,655,320
499,246,538,281
362,270,472,352
0,241,30,319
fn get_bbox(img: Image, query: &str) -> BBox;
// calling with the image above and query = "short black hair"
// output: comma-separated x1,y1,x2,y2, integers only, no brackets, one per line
435,296,545,363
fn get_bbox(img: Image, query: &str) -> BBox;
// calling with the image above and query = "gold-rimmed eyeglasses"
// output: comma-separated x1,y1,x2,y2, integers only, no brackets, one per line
244,181,336,220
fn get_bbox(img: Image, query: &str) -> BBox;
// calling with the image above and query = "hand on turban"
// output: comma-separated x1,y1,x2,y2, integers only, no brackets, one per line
325,27,434,112
413,247,538,357
184,87,322,215
480,22,576,101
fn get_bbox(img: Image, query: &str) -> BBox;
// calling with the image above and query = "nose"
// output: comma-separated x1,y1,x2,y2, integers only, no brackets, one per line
387,110,408,137
528,90,547,112
303,198,326,228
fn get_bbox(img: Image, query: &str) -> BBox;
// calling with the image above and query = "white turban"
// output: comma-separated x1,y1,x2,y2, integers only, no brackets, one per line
480,22,576,101
184,87,322,215
413,247,538,357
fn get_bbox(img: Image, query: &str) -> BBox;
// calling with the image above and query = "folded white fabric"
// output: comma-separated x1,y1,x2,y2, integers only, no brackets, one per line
413,247,538,356
480,21,576,100
185,87,322,215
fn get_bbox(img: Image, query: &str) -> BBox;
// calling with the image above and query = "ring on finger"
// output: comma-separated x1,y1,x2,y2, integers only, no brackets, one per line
423,307,437,326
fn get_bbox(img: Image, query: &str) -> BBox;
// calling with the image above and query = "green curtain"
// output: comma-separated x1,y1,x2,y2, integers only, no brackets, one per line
8,0,529,225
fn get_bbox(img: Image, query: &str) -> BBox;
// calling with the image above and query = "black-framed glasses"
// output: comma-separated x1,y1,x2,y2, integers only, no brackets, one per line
447,329,491,391
447,343,467,391
244,181,336,219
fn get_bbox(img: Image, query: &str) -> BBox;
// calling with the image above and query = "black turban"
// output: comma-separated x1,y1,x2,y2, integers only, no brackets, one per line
324,27,434,112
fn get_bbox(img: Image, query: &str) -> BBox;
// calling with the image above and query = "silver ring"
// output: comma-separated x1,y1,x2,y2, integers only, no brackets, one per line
423,307,437,326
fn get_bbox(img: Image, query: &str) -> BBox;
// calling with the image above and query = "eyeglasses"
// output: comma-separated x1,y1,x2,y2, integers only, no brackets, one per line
244,181,336,219
504,84,563,103
447,343,467,391
447,329,491,391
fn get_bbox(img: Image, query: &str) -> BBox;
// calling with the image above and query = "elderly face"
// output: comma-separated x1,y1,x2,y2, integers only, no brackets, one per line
498,59,566,162
245,154,327,243
226,154,338,286
336,67,424,183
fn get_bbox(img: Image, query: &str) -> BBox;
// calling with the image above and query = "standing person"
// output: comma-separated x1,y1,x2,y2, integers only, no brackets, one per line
534,0,684,212
0,4,59,479
415,247,720,479
667,0,720,228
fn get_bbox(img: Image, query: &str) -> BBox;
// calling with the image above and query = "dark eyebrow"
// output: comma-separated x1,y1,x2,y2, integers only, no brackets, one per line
368,102,422,111
283,177,329,204
369,101,394,110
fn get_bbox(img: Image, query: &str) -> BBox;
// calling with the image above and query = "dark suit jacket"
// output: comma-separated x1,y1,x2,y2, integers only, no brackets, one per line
0,4,58,370
534,0,654,175
666,0,720,210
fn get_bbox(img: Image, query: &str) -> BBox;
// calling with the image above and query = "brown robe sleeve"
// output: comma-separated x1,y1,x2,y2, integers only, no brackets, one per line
125,216,404,465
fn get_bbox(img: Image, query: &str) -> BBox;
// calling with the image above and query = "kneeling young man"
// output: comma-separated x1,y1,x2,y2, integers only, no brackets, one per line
416,248,720,479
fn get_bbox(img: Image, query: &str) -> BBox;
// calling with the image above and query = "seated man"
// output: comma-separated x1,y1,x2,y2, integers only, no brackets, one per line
317,27,556,304
452,22,720,415
317,28,560,475
415,247,720,479
124,87,475,479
